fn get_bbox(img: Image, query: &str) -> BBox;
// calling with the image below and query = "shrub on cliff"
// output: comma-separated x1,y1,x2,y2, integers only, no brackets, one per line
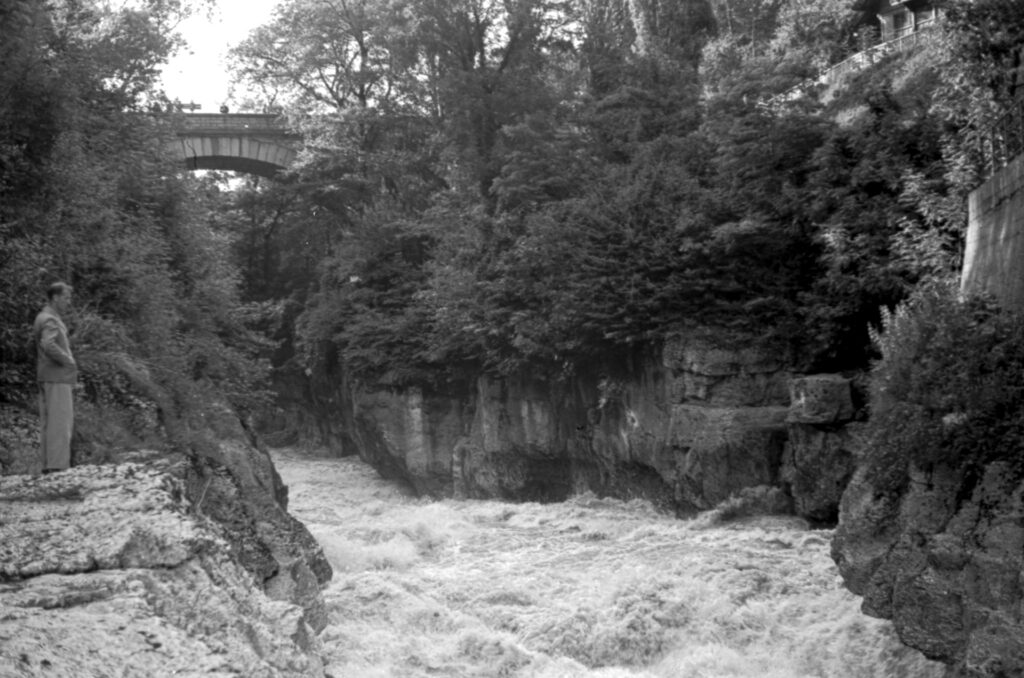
864,282,1024,491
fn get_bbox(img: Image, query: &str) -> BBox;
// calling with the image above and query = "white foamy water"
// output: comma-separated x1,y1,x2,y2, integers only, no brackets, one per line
271,448,944,678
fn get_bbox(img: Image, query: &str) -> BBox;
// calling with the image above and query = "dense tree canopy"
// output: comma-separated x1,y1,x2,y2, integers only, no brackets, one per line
224,0,996,386
4,0,1019,441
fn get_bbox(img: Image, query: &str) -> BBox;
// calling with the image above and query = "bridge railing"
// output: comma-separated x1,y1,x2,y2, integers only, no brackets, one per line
176,113,288,132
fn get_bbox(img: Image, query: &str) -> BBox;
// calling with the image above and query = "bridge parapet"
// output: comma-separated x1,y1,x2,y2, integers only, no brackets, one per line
177,113,295,136
167,113,299,178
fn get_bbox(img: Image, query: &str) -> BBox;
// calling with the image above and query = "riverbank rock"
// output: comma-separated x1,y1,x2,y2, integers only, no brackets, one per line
0,463,326,677
181,402,332,633
832,460,1024,677
0,400,333,634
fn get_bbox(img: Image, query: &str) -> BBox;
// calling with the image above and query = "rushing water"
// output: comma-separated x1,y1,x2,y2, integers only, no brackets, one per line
271,447,945,678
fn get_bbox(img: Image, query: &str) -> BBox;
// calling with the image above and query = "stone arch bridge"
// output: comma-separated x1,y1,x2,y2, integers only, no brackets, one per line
168,113,298,178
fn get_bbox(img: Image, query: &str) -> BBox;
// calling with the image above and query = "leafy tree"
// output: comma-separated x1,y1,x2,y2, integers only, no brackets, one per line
769,0,858,68
230,0,417,113
220,0,1002,397
401,0,581,210
864,282,1024,492
706,0,783,45
942,0,1024,108
804,75,956,370
230,0,589,383
1,0,269,458
930,0,1024,188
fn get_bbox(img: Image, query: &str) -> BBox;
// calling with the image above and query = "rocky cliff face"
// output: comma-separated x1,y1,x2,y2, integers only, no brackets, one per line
0,462,326,676
0,401,333,636
185,402,332,633
782,374,860,524
310,331,859,520
327,334,796,512
832,460,1024,677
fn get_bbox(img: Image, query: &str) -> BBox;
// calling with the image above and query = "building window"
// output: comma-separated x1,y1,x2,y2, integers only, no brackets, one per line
892,10,910,37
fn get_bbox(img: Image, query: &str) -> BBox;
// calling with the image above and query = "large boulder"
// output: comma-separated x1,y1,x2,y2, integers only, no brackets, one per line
832,460,1024,677
0,463,325,677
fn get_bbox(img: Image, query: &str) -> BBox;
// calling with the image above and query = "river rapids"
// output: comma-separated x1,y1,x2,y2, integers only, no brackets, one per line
271,447,945,678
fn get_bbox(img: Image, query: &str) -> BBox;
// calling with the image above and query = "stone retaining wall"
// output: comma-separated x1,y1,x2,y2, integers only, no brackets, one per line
961,152,1024,311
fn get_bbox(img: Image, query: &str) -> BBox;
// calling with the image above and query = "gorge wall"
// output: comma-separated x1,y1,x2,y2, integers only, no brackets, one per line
298,316,1024,677
831,154,1024,677
299,330,860,523
832,460,1024,677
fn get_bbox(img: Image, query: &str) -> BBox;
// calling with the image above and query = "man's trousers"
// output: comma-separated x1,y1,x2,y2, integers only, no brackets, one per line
38,382,73,471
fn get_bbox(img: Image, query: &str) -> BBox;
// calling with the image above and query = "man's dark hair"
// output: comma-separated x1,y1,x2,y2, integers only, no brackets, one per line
46,281,72,301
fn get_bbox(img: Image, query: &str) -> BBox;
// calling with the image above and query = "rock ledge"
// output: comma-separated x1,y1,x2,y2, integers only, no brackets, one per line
0,463,325,677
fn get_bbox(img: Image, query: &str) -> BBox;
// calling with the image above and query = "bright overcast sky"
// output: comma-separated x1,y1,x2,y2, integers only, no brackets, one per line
158,0,280,112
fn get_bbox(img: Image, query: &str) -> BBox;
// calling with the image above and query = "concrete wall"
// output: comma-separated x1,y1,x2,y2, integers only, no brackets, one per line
961,153,1024,311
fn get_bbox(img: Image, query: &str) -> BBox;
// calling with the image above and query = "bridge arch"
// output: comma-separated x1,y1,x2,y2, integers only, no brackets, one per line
168,114,299,179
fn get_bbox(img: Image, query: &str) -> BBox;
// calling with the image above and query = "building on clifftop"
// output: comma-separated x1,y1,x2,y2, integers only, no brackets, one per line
850,0,943,43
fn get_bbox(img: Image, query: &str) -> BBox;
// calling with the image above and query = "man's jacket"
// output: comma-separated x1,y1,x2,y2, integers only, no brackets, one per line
33,305,77,384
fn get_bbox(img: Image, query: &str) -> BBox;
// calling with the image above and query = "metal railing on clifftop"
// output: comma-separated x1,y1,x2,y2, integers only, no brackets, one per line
759,21,939,111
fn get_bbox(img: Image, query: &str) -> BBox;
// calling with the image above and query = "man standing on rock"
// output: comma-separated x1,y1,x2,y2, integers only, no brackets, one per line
33,282,77,474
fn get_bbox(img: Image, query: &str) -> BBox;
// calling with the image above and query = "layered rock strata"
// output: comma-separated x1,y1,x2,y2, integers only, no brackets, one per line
0,463,326,677
317,332,810,515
